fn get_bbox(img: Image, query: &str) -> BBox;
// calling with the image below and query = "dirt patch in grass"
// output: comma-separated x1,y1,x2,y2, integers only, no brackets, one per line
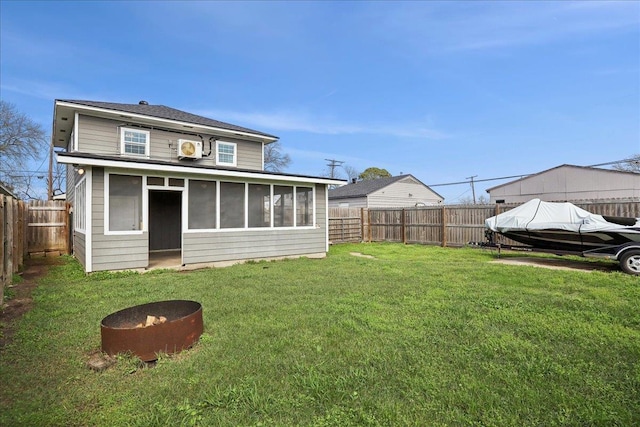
350,252,376,259
0,257,62,350
490,256,619,273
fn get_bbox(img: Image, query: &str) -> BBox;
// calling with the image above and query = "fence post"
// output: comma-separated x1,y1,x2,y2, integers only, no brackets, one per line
360,208,365,243
441,206,447,247
367,209,372,243
402,209,407,244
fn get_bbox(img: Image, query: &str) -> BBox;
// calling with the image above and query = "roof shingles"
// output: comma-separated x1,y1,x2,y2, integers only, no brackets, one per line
58,99,277,139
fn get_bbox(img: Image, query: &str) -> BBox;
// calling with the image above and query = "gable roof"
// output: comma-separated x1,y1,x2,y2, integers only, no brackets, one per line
486,164,639,192
329,174,443,200
53,100,277,146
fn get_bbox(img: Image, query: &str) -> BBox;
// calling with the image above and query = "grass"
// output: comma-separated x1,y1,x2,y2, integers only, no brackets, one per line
0,243,638,426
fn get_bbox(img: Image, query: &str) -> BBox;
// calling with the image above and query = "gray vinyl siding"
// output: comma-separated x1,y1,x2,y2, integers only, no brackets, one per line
73,231,86,269
183,184,327,264
368,178,443,207
66,164,76,206
328,197,367,208
77,115,263,170
90,168,148,272
183,228,325,264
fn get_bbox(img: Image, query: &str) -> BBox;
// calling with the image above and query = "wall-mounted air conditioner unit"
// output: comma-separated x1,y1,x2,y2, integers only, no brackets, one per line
178,139,202,159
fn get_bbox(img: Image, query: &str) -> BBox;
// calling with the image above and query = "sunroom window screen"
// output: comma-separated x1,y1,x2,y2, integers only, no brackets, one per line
109,174,142,231
188,180,216,229
296,187,313,226
248,184,270,227
220,182,245,228
273,186,293,227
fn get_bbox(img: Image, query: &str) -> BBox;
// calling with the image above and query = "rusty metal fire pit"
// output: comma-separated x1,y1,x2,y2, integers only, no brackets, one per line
101,300,203,362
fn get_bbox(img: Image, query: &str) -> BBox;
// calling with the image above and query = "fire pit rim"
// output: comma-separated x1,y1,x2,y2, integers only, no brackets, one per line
100,299,202,329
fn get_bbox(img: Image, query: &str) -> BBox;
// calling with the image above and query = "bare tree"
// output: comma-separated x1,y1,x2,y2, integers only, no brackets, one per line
342,164,360,183
48,160,67,198
0,101,48,198
264,141,291,172
612,154,640,173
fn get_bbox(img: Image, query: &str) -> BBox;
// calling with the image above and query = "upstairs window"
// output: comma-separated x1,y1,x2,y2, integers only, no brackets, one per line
121,128,149,156
216,141,237,167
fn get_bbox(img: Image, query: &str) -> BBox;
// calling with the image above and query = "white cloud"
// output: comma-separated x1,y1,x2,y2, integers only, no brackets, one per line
194,109,450,140
369,1,639,54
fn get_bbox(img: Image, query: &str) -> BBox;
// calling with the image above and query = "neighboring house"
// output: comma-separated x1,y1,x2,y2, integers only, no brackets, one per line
0,183,18,198
53,99,345,272
328,174,444,208
486,164,640,204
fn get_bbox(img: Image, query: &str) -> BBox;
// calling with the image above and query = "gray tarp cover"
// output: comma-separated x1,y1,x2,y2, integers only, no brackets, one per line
485,199,639,233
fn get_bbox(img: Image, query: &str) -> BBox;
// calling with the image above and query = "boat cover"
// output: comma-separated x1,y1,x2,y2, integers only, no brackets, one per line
485,199,639,233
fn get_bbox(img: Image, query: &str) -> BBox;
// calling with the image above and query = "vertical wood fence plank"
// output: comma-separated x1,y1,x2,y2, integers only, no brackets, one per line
0,196,5,301
6,197,14,282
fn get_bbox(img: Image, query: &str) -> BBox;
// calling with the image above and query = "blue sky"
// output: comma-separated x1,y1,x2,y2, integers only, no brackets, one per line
1,1,639,202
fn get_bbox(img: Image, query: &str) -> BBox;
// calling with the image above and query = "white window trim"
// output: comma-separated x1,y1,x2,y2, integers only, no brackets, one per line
183,180,317,233
104,171,146,235
74,176,87,233
120,127,150,157
85,168,93,272
216,141,237,167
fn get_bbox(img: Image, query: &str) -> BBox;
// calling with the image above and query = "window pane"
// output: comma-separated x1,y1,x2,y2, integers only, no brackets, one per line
188,180,216,229
220,182,245,228
147,176,164,186
123,130,147,155
109,174,142,231
169,178,184,187
248,184,270,227
273,185,293,227
296,187,313,226
218,143,235,165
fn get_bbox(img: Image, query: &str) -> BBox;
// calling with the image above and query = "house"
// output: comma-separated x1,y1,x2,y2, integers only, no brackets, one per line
486,164,640,204
53,99,345,272
328,174,443,208
0,183,18,199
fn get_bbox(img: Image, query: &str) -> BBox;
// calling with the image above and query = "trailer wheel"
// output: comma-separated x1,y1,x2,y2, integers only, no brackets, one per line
620,250,640,275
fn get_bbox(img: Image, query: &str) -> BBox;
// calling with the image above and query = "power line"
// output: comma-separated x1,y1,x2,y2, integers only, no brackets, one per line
428,173,530,187
325,158,344,179
428,158,635,188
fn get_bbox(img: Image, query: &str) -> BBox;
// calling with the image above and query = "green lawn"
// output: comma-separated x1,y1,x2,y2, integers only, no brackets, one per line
1,243,638,426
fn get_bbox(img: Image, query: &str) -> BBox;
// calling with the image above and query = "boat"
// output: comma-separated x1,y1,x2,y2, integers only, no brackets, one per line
485,199,640,253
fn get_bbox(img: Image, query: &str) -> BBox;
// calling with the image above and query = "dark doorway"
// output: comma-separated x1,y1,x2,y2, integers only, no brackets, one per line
149,190,182,251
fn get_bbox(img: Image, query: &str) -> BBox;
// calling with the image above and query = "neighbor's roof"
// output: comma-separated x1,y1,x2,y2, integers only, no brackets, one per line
55,99,278,140
486,164,640,192
329,174,443,199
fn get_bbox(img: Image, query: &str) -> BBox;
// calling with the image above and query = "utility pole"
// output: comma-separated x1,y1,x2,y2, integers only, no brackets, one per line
466,175,478,204
325,159,344,179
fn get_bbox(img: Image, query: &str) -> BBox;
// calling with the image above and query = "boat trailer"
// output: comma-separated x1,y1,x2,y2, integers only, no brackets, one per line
476,232,640,276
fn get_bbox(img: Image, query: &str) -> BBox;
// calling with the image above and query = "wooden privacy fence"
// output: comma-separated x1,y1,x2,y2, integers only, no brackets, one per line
27,200,70,255
1,197,70,302
1,196,26,301
329,201,640,246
